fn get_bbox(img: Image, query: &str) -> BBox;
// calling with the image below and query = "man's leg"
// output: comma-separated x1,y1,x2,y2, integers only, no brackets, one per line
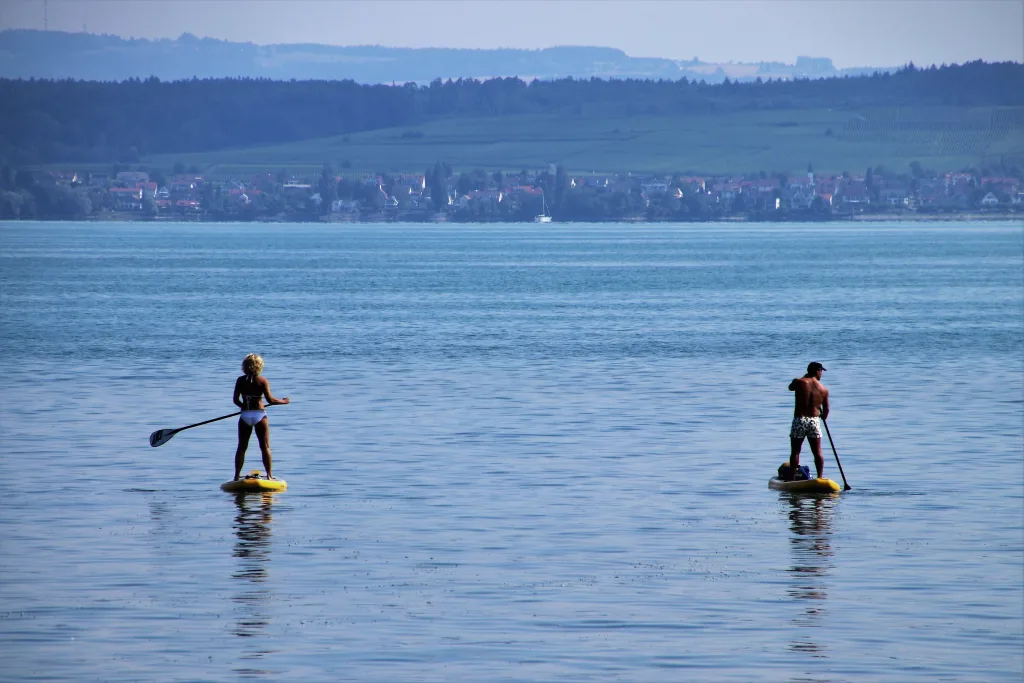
790,436,804,475
808,437,824,479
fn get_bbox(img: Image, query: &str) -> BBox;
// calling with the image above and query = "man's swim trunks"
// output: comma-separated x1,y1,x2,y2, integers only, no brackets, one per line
790,416,822,439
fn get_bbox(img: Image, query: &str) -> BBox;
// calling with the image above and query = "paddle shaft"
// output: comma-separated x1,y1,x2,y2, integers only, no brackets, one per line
821,417,851,490
150,404,280,447
151,410,243,447
172,411,241,435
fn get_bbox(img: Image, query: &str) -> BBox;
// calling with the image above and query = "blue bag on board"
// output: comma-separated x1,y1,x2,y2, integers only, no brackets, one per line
777,462,812,481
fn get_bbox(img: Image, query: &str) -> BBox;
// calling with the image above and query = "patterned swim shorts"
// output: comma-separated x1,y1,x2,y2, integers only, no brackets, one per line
790,416,822,439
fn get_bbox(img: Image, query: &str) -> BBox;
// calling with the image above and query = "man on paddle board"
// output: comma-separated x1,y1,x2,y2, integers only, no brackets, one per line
233,353,289,480
788,362,830,479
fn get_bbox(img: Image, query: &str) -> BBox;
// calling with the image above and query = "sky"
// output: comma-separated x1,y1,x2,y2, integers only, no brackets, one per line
1,0,1021,68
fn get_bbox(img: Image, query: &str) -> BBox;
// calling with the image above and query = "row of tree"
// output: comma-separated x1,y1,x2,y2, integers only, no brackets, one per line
1,61,1022,166
0,166,92,219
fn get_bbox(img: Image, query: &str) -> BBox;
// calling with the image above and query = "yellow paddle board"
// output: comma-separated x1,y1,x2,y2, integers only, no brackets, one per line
768,476,841,493
220,470,287,493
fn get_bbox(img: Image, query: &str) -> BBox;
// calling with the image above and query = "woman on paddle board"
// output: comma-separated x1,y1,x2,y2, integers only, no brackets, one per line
233,353,289,480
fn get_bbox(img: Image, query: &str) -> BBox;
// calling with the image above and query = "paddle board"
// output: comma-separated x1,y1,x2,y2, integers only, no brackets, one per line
220,470,287,493
768,476,841,493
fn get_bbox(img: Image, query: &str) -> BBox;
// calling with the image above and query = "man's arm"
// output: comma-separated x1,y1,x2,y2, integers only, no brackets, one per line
820,391,830,420
788,379,799,391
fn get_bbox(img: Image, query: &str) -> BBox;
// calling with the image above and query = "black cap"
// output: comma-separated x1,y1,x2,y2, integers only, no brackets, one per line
807,362,826,373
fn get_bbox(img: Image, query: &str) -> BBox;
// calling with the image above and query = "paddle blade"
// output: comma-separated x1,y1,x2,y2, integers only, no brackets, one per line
149,428,177,447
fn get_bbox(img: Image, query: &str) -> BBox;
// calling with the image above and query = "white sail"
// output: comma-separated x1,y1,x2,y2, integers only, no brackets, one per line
534,191,552,223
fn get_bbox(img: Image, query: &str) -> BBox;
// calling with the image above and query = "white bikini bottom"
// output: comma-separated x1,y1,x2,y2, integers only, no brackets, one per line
240,410,267,427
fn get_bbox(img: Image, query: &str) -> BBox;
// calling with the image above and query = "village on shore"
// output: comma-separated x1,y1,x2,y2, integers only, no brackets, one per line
4,164,1024,223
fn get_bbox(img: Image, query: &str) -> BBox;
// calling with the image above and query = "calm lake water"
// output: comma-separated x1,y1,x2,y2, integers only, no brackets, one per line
1,220,1021,682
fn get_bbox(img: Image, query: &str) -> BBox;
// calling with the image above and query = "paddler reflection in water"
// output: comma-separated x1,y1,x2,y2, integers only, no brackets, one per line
787,362,830,479
233,353,290,481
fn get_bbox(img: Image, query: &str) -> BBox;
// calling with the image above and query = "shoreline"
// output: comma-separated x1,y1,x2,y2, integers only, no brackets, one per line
847,212,1022,222
2,212,1021,225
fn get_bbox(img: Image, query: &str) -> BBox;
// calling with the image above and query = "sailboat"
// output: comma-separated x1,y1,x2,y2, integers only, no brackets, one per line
534,191,552,223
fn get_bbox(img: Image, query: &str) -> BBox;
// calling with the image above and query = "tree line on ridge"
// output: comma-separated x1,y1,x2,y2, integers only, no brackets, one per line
0,60,1021,166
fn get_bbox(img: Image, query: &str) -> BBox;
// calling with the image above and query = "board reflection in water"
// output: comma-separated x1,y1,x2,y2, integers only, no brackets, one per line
231,492,277,675
785,495,837,657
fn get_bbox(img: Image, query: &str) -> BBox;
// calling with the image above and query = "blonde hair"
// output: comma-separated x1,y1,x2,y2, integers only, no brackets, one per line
242,353,264,377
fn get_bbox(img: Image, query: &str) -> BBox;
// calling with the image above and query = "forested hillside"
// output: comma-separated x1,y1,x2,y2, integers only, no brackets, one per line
1,60,1022,167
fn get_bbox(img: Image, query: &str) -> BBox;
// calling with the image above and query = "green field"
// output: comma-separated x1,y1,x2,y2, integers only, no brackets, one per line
145,106,1024,177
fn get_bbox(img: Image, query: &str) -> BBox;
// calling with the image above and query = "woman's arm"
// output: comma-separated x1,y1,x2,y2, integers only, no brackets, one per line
232,377,245,408
261,377,290,406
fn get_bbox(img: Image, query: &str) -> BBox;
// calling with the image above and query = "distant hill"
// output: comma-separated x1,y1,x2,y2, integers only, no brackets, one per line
2,60,1022,174
0,29,893,84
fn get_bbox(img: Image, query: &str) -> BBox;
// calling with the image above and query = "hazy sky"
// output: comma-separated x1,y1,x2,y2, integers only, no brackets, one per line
2,0,1021,68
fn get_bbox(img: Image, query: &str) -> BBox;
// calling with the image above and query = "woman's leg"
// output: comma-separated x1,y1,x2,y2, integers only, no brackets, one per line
235,419,253,480
254,418,273,479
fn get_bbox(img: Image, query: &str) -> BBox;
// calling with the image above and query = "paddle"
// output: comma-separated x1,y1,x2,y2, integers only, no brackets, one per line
149,411,241,447
821,417,851,490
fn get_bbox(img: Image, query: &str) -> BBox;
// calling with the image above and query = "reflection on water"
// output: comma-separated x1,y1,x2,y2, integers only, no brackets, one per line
231,492,277,673
785,494,837,659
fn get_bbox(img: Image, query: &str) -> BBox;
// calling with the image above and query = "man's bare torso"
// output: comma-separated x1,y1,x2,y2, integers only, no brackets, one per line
789,377,828,417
